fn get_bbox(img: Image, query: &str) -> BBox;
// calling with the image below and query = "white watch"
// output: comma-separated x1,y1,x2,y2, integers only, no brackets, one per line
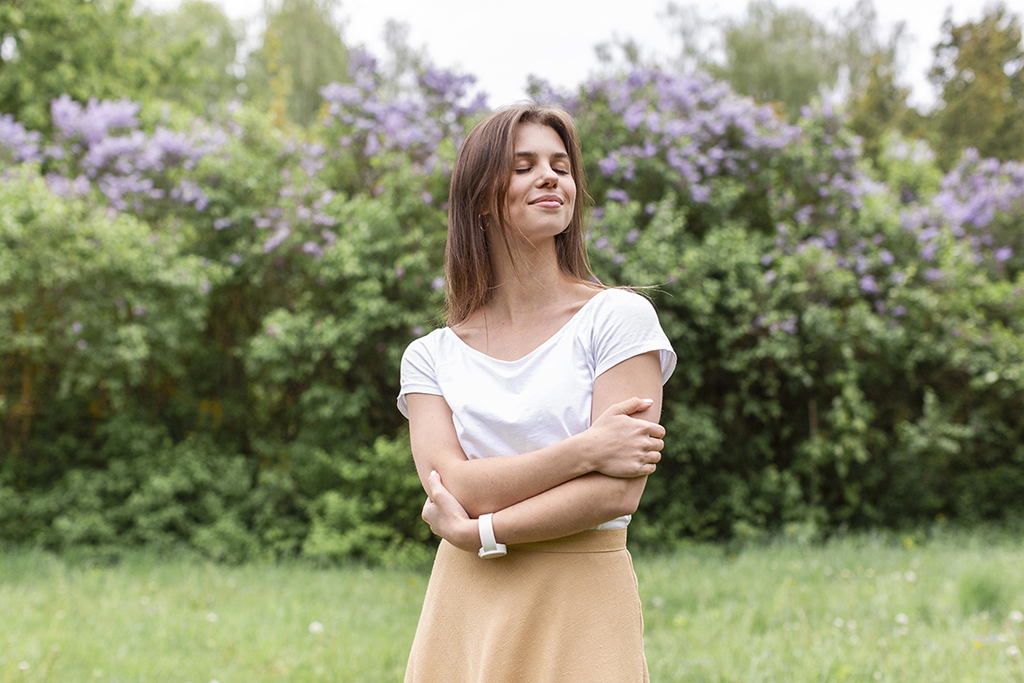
477,513,507,559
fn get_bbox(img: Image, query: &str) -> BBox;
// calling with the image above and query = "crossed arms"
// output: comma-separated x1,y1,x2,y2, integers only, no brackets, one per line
405,350,666,551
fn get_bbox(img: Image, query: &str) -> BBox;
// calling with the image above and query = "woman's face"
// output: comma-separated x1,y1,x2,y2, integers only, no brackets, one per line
503,123,576,244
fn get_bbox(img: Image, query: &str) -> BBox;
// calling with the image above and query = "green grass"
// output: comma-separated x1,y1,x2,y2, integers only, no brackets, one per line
3,531,1024,682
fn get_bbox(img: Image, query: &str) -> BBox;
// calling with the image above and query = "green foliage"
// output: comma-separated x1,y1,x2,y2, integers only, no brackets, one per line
0,0,215,129
244,0,349,127
928,5,1024,168
143,0,244,111
668,0,897,120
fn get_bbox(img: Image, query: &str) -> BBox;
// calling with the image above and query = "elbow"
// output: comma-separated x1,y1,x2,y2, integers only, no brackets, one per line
604,476,647,519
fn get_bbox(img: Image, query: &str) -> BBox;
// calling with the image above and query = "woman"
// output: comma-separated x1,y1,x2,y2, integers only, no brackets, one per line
397,103,676,682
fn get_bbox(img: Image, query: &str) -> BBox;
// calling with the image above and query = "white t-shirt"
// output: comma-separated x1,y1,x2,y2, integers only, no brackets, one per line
397,287,677,528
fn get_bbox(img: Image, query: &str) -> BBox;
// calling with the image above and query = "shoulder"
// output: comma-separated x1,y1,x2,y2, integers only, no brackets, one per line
401,328,448,364
586,287,659,322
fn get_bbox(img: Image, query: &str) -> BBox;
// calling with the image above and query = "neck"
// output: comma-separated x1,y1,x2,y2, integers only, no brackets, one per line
487,237,572,322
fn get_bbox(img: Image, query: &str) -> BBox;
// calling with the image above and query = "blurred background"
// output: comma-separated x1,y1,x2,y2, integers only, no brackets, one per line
2,0,1024,565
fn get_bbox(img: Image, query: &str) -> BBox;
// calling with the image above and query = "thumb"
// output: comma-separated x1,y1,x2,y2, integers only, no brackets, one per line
426,470,449,499
606,396,654,416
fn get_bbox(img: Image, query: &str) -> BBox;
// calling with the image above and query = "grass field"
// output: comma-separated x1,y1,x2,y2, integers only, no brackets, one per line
2,530,1023,682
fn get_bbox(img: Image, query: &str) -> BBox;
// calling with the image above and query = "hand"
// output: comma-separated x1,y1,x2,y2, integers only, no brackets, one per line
421,470,478,551
581,397,665,478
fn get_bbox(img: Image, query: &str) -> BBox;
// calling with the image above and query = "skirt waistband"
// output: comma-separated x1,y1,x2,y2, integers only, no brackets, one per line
507,528,627,554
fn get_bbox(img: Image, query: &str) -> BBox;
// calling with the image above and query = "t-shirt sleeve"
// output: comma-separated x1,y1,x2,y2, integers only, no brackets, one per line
397,334,443,419
591,290,677,385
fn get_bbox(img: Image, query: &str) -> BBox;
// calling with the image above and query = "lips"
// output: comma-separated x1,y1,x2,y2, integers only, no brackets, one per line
529,195,563,206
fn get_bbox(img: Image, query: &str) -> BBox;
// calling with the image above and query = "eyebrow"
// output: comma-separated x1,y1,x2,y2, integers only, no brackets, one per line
515,151,570,160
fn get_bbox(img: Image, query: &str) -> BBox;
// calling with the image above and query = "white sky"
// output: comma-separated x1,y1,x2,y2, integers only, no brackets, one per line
143,0,1024,110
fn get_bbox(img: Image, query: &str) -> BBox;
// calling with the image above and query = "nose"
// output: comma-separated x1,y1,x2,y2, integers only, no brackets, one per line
537,163,559,186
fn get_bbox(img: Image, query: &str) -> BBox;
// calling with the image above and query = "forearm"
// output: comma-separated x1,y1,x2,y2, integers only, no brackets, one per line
489,472,647,545
419,431,598,519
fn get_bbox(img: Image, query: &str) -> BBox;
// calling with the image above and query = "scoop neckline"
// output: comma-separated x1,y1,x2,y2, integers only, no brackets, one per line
444,288,613,365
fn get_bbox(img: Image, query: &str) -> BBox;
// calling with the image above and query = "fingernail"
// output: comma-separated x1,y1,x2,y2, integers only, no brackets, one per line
642,398,654,404
430,470,437,478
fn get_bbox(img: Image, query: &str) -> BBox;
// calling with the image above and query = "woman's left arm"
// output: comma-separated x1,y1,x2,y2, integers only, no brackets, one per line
420,350,665,549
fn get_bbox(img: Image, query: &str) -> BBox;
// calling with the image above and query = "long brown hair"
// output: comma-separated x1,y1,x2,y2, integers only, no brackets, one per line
445,103,599,325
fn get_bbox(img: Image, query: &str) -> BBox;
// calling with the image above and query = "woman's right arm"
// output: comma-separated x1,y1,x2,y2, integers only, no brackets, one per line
405,392,664,519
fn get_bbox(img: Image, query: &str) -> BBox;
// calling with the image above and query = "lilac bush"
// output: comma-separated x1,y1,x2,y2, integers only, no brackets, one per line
1,48,1023,560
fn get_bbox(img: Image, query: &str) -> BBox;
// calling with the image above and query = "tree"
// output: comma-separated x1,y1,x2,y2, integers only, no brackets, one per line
0,0,213,130
245,0,349,127
928,4,1024,168
666,0,901,120
144,0,244,111
847,28,915,164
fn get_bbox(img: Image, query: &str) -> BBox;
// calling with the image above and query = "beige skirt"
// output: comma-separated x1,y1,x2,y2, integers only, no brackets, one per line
404,528,649,683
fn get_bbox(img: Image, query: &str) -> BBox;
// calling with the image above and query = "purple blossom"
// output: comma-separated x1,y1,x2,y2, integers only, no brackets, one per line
995,246,1013,262
263,226,291,253
51,95,140,145
0,114,42,163
214,218,232,230
72,321,83,334
431,277,445,291
879,250,895,265
301,241,323,258
920,243,937,261
606,189,629,204
925,269,944,282
229,253,241,264
859,275,880,294
625,229,640,244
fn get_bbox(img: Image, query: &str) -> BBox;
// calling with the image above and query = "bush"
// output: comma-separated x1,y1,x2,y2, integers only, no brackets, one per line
1,52,1023,563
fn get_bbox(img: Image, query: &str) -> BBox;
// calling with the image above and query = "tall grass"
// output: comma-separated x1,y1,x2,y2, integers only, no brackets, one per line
2,530,1023,682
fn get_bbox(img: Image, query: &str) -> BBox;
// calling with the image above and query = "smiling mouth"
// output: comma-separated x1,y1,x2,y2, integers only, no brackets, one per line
530,196,563,206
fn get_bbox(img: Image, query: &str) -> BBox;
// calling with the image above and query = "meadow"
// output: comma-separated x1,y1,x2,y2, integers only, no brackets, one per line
3,530,1023,683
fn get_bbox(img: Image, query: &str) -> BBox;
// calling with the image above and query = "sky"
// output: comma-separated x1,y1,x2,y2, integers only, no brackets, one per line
142,0,1024,110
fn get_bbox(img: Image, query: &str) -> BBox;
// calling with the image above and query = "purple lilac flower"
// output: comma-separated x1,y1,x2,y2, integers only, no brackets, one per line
859,275,880,293
606,189,629,204
431,277,445,291
51,95,140,145
995,246,1013,262
229,253,241,264
879,250,895,265
925,269,944,282
214,218,232,230
263,227,291,253
0,114,42,163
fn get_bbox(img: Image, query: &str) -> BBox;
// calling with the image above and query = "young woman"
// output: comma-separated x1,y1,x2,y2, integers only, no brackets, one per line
397,103,676,682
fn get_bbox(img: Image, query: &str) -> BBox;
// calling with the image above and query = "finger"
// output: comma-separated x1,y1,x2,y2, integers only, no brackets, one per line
606,397,655,416
647,423,666,439
425,469,442,496
649,438,665,452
